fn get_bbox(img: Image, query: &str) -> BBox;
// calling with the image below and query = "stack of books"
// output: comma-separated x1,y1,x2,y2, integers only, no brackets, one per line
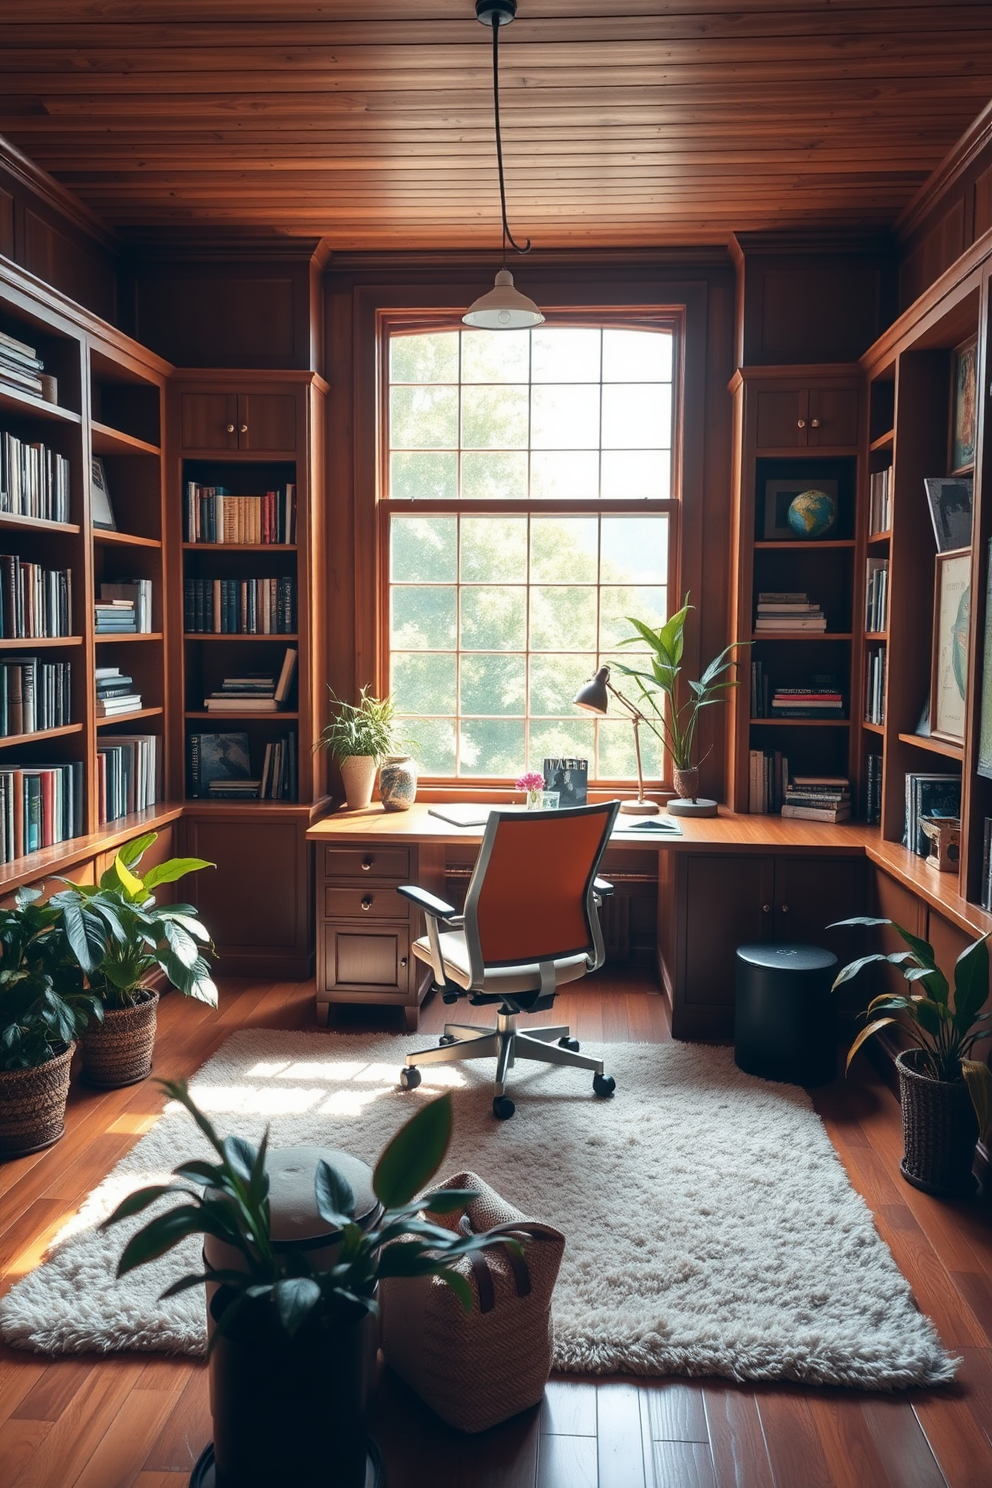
754,592,827,632
748,748,789,814
203,647,297,713
260,733,297,800
869,466,892,534
0,328,44,399
904,773,960,857
185,483,296,545
865,753,883,826
0,556,71,638
184,575,296,634
0,657,71,736
749,658,769,717
100,580,152,633
96,735,158,823
769,681,844,719
0,430,69,522
865,648,886,725
781,776,851,822
94,598,137,635
865,559,889,633
0,761,84,861
95,666,141,717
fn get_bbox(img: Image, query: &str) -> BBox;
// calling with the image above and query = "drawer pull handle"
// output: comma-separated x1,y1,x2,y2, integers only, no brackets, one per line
225,423,235,433
361,856,373,871
361,896,373,912
762,903,771,913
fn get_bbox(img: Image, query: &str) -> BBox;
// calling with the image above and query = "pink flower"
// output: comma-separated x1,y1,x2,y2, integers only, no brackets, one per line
516,771,546,792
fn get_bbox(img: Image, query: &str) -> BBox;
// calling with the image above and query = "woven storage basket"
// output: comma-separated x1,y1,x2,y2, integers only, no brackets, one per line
80,990,158,1088
0,1042,73,1157
897,1048,979,1197
379,1170,565,1434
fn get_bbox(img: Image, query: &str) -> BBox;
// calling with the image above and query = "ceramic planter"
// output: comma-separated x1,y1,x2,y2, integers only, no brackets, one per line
896,1047,979,1197
0,1042,73,1157
340,754,377,811
80,989,158,1088
379,753,418,811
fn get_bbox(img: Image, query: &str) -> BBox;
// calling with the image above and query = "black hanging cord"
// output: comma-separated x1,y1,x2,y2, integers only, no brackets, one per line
492,17,530,259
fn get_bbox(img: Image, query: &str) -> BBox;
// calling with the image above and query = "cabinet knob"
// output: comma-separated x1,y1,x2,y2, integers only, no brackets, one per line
225,423,235,433
361,896,373,912
810,418,820,428
780,904,789,914
762,903,771,913
797,418,806,429
239,423,248,434
361,856,373,871
400,957,408,968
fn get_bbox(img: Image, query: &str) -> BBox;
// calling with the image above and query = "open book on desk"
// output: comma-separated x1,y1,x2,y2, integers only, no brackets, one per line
427,803,682,834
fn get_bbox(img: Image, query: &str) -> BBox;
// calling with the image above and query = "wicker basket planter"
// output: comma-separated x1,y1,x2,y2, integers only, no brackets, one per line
896,1048,979,1197
80,989,159,1089
0,1042,73,1157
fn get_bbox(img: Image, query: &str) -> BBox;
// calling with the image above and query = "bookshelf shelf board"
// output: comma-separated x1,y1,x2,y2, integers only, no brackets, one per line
94,632,164,644
0,386,81,426
182,543,297,553
0,722,83,748
753,540,856,551
867,531,892,546
184,633,299,642
90,422,161,459
865,631,889,641
896,732,964,761
184,798,309,814
185,710,300,720
0,512,81,535
96,706,164,727
863,720,885,735
0,801,184,894
0,634,82,649
93,529,161,549
750,718,850,728
751,632,853,642
181,447,297,463
869,430,895,452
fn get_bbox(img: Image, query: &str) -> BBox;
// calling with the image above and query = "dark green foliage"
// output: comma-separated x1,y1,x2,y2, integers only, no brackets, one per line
0,887,103,1070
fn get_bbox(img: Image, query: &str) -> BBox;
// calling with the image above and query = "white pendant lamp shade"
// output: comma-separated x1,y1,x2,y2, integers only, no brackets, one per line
463,268,545,329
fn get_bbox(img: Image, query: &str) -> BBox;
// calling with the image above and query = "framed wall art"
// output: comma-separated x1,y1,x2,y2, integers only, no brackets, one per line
951,336,977,473
924,475,973,552
978,539,992,778
931,549,971,743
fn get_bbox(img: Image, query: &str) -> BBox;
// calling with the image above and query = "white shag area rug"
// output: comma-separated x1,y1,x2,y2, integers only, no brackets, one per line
0,1029,957,1389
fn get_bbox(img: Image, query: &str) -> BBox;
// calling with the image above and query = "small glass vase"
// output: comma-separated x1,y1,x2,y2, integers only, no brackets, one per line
525,788,543,810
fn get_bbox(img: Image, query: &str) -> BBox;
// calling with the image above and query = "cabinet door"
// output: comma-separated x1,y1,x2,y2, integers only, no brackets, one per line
806,388,859,448
755,389,807,448
322,923,411,993
180,392,239,451
676,855,774,1035
772,856,864,960
237,393,297,452
183,815,310,974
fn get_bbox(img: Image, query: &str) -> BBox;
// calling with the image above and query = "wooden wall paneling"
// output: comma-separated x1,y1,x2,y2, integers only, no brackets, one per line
21,207,116,326
672,852,774,1040
0,188,13,260
869,865,926,1005
307,378,328,808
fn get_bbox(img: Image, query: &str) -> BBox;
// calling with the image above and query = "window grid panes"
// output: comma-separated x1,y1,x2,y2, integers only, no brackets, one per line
384,323,677,782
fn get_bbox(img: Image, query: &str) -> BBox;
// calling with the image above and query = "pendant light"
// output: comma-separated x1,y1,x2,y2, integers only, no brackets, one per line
463,0,544,329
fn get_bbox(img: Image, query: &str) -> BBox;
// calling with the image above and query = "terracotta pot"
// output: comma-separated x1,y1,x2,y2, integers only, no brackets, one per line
673,766,700,802
896,1047,979,1197
379,753,418,811
0,1042,73,1157
340,754,377,811
80,989,159,1089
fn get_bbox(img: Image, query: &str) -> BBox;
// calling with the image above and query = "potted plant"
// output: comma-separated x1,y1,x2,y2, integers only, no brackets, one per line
103,1081,512,1488
832,916,992,1197
0,888,102,1156
614,596,746,815
51,832,217,1089
317,685,411,811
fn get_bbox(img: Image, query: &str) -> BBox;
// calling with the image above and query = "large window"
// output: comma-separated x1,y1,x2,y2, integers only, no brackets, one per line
381,319,679,783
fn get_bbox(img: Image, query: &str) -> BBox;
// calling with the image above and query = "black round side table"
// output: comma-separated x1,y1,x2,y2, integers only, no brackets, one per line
734,942,838,1086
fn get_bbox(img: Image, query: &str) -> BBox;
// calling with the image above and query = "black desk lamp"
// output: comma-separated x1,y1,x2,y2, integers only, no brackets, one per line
573,666,658,815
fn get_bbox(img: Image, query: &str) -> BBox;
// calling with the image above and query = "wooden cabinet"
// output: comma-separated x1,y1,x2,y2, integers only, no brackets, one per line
316,842,444,1030
671,852,865,1039
755,386,859,449
179,390,297,452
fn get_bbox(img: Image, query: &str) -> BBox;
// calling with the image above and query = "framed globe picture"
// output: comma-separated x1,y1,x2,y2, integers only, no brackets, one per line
763,477,839,540
931,550,971,743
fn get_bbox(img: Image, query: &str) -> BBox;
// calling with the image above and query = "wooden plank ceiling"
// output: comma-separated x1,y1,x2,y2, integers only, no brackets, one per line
1,1,992,249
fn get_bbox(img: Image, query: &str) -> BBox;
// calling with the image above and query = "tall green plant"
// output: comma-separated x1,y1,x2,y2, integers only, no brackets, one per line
51,832,217,1011
613,596,745,772
316,686,403,765
0,887,102,1070
103,1082,515,1342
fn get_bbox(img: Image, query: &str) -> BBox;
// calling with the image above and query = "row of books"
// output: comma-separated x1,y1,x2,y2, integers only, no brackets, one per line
749,659,770,718
781,776,851,823
0,430,70,524
0,761,84,862
96,666,141,718
865,753,882,826
748,748,789,814
96,735,158,824
98,580,153,634
184,483,297,545
904,773,960,858
868,465,892,535
865,558,889,633
0,326,45,399
202,648,297,713
981,819,992,912
188,729,297,801
754,592,826,632
865,647,887,725
769,681,844,719
183,576,296,634
0,658,71,737
0,555,71,638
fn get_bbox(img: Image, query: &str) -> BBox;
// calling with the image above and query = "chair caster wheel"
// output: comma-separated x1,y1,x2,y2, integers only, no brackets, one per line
558,1037,580,1052
439,1034,456,1046
400,1066,422,1091
593,1073,616,1098
492,1096,515,1120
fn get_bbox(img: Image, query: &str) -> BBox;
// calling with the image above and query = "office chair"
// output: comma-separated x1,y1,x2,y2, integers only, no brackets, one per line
397,800,620,1119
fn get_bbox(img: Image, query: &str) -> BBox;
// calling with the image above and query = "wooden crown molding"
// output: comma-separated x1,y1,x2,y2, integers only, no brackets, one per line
325,245,732,278
729,230,893,264
895,97,992,243
0,132,118,253
125,234,328,266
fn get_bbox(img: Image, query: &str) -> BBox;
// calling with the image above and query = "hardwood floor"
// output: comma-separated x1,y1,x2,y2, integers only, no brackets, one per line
1,970,991,1488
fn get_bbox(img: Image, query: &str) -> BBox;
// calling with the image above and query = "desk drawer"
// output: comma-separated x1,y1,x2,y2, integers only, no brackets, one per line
323,846,410,881
323,884,408,921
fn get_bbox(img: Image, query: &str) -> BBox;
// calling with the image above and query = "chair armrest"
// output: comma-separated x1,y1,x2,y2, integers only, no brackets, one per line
398,885,459,920
594,877,615,897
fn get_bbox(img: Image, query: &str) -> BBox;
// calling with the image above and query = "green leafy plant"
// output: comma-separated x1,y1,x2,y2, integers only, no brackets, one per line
103,1081,514,1342
316,686,405,765
613,596,746,772
0,887,103,1070
50,832,217,1011
832,917,992,1135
